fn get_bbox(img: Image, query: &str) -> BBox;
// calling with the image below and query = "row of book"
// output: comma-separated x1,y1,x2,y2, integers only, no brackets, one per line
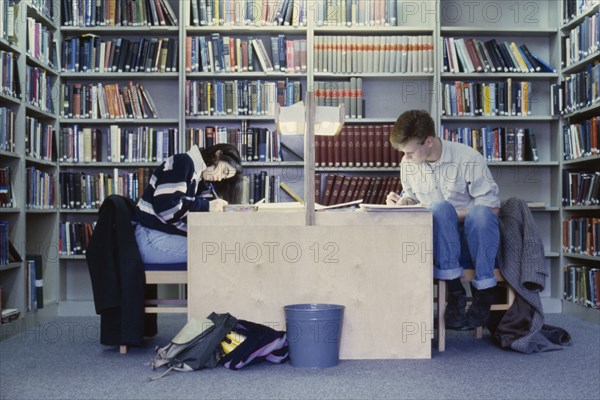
185,79,302,116
317,173,401,206
31,0,55,21
442,80,534,117
62,36,179,73
62,0,178,27
562,170,600,206
59,222,94,256
442,126,539,163
186,34,307,74
0,167,12,207
59,169,152,209
186,124,283,163
314,79,364,119
443,38,554,74
25,255,43,311
26,167,55,210
26,17,57,71
563,265,600,309
562,11,599,68
562,0,598,24
1,50,19,98
551,64,600,116
314,0,420,27
0,0,17,42
315,35,434,74
59,126,179,164
0,108,16,153
189,0,307,27
60,82,159,119
0,221,9,265
563,117,599,160
26,66,53,113
315,124,402,168
241,172,283,204
26,117,55,162
563,217,599,257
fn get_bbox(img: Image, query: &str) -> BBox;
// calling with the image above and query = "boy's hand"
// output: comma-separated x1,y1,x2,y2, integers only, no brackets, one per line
386,192,400,205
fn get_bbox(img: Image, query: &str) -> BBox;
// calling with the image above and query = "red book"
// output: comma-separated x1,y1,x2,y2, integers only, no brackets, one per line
322,174,336,206
346,125,355,167
326,136,334,167
465,38,484,72
334,133,341,167
382,124,390,167
356,176,371,202
315,172,322,204
337,175,351,204
330,175,345,205
360,126,369,167
343,176,359,203
340,126,348,167
314,134,321,167
375,125,384,167
354,125,363,167
367,125,376,167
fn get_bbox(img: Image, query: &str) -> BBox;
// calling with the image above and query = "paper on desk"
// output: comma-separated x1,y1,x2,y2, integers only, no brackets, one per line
358,204,428,212
256,202,305,211
315,199,363,211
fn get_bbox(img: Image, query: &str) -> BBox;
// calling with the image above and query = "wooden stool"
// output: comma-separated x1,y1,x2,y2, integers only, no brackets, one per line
119,263,187,354
435,269,515,352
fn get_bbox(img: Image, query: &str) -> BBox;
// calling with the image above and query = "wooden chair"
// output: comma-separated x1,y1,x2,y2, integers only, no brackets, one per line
119,263,188,354
435,269,515,352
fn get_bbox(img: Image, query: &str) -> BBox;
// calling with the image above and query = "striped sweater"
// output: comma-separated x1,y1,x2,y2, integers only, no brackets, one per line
135,146,211,236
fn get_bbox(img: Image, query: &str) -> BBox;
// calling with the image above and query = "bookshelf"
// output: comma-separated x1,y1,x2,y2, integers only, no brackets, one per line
2,0,597,327
183,3,309,204
55,0,182,314
439,0,563,312
0,0,61,331
312,5,436,207
559,0,600,321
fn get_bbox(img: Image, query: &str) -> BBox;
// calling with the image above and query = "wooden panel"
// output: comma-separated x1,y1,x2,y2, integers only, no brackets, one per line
188,211,433,359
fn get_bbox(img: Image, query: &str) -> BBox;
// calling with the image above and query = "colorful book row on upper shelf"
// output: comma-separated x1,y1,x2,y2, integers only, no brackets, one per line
187,35,307,74
443,38,555,74
62,36,179,73
62,0,178,27
442,80,535,117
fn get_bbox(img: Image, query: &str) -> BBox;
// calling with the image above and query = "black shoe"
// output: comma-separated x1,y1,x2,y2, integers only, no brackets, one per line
465,286,495,329
445,290,467,330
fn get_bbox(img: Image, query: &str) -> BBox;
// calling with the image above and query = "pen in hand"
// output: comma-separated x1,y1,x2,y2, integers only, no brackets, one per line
208,182,219,199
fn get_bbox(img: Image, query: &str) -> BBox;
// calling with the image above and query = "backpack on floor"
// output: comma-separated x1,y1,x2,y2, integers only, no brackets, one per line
220,319,288,370
148,312,237,380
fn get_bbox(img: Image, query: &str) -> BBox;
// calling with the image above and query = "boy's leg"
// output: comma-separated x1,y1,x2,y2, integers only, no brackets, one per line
464,206,499,328
430,200,465,329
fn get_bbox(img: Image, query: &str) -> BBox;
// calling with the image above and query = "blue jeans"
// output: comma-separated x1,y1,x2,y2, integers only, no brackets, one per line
135,224,187,264
430,200,498,290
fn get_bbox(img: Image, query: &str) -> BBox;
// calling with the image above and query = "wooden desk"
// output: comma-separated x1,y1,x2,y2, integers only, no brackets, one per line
188,210,433,359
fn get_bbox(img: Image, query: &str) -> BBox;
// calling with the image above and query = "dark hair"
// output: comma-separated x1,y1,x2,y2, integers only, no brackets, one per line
390,110,435,147
201,143,243,204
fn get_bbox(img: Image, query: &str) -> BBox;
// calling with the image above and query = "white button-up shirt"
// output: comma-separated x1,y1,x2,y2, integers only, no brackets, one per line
400,139,500,209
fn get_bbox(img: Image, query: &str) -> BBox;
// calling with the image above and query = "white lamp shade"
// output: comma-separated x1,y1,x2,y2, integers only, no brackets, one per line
275,101,345,136
275,101,306,135
315,103,345,136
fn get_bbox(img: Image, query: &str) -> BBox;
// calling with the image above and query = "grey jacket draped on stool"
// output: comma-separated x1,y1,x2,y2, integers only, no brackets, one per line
493,197,571,353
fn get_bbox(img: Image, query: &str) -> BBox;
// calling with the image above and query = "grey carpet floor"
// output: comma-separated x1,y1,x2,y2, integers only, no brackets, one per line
1,313,599,400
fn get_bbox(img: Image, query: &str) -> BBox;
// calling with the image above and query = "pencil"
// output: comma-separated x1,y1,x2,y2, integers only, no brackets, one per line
208,182,219,199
